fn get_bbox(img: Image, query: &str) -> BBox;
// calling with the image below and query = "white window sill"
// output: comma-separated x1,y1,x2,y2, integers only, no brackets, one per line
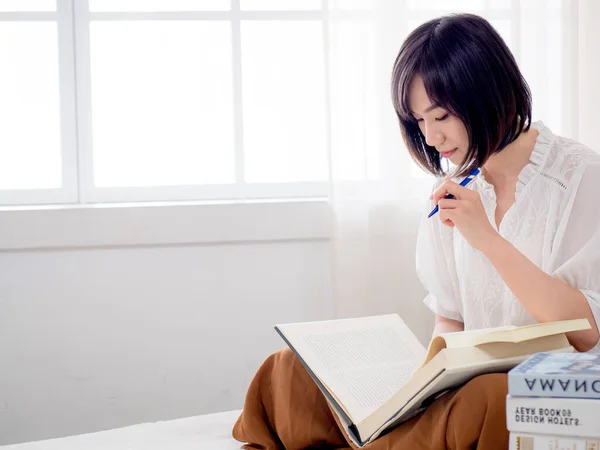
0,198,332,251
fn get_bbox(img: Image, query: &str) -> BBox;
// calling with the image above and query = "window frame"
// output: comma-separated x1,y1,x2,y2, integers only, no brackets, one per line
0,0,580,206
74,0,338,205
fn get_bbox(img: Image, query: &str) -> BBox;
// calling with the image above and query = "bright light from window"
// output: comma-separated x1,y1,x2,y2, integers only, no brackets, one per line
334,0,373,10
90,21,235,187
406,0,486,10
241,21,328,183
240,0,320,10
0,0,55,11
89,0,230,12
0,22,61,189
329,20,379,181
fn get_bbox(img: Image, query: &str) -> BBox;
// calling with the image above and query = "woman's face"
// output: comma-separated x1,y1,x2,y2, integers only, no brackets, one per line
408,75,470,166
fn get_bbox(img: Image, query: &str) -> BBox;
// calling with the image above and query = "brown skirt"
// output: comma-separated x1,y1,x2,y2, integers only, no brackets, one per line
232,348,509,450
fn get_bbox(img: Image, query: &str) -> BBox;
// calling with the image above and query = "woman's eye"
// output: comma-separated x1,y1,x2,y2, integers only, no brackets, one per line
415,118,423,123
435,114,449,121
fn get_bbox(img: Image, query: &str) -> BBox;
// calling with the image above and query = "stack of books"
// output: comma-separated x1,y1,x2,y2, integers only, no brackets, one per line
506,351,600,449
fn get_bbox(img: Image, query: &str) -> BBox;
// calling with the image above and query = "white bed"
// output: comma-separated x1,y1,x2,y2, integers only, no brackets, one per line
0,409,243,450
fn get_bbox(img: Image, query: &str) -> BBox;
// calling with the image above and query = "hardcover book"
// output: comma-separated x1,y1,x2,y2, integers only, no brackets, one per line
506,395,600,438
274,314,588,447
509,352,600,399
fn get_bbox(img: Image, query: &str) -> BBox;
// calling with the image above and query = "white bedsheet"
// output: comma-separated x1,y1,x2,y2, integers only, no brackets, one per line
0,410,243,450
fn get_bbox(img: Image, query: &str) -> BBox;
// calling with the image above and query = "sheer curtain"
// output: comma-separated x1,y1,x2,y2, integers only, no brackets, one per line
326,0,598,344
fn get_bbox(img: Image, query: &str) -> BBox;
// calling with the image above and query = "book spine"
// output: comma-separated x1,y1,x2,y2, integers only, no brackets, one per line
509,432,600,450
509,373,600,399
506,396,600,438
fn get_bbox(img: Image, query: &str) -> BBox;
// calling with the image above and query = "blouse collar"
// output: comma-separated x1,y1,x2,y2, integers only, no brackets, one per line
476,120,554,199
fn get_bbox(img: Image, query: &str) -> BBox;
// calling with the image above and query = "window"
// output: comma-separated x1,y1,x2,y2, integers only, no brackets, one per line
0,0,576,205
3,0,370,206
80,0,352,204
0,0,78,205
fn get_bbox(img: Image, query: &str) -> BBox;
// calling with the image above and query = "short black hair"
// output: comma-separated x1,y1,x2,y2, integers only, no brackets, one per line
390,13,532,177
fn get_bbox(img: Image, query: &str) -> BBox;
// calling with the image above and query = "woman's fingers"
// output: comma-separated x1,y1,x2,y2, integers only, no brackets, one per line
439,208,456,227
431,180,473,203
437,198,459,209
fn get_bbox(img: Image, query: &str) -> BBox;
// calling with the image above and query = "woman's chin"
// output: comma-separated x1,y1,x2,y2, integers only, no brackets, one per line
448,152,469,166
448,156,462,166
444,156,471,175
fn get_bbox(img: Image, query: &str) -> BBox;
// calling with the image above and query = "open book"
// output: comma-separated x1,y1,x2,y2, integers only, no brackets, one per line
275,314,590,448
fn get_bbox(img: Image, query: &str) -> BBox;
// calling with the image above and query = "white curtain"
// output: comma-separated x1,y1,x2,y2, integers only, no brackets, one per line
325,0,600,344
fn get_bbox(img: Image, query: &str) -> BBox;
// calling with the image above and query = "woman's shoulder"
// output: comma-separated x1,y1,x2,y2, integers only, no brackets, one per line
537,122,600,183
551,134,600,165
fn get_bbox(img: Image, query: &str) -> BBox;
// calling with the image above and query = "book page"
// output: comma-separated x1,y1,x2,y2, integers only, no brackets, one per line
357,334,574,444
437,319,589,350
277,314,426,424
422,326,515,366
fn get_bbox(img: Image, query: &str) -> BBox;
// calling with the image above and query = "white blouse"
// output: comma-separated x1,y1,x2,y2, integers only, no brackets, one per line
416,121,600,352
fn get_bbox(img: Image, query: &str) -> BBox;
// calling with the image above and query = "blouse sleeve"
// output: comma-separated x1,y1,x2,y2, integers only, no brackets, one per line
550,161,600,352
416,182,464,323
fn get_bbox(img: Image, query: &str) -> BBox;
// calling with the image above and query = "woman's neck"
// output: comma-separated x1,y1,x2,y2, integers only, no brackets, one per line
482,127,539,185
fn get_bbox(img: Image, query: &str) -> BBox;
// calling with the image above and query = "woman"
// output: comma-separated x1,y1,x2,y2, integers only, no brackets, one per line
398,15,600,353
233,13,600,450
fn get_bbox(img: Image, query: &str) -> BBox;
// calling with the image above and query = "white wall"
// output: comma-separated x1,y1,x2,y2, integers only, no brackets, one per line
0,201,431,446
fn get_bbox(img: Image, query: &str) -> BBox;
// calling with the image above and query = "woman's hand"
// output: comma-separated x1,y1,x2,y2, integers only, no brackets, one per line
431,180,499,251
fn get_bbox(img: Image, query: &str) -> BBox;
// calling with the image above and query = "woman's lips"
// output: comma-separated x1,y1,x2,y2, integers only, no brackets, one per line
440,148,457,159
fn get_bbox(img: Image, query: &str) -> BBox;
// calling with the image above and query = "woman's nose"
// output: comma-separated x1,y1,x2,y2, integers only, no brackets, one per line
424,125,444,147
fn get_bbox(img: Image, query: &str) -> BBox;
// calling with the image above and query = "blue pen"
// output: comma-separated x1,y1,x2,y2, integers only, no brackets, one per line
427,167,481,218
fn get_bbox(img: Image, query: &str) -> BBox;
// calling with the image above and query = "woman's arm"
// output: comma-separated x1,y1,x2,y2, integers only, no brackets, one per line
432,314,464,338
480,234,599,352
